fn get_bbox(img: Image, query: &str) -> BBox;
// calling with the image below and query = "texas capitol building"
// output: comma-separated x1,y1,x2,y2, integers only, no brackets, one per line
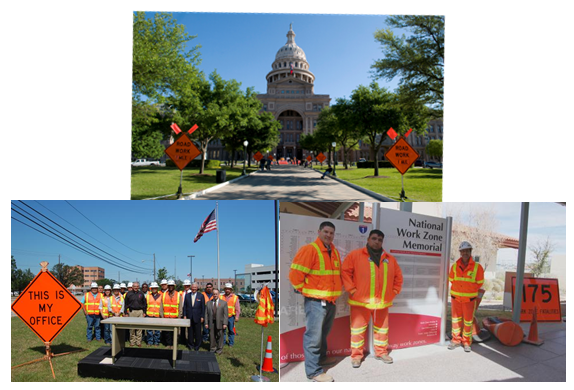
205,25,442,163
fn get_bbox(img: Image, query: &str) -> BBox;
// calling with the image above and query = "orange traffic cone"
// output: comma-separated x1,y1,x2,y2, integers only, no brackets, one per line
523,306,544,346
260,336,278,373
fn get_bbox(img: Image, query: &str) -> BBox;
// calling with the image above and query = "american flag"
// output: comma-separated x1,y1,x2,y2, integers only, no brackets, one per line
194,209,217,243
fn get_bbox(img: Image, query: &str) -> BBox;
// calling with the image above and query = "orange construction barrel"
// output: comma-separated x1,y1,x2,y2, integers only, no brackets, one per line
482,317,524,346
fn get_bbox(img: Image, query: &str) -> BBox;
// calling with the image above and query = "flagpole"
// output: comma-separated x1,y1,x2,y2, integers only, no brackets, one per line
216,201,220,292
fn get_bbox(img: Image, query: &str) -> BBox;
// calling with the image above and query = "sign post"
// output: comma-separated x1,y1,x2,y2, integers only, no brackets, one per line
11,262,85,379
384,136,420,201
165,124,201,198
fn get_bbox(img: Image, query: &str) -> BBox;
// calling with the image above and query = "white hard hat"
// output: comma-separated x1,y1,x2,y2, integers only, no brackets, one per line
90,282,98,288
184,280,191,286
161,279,168,285
459,241,473,250
127,282,133,288
104,285,111,290
225,283,233,289
113,284,120,290
120,283,127,288
150,282,159,289
168,279,176,286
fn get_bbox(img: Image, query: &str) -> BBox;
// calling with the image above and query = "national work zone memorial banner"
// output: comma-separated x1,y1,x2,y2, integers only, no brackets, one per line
279,208,450,363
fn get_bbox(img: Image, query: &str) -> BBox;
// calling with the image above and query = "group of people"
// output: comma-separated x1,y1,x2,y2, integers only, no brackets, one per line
289,221,484,382
82,280,241,354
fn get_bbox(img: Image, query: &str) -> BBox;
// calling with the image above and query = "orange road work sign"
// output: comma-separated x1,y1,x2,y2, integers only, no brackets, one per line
11,269,82,343
511,277,562,322
165,133,201,170
306,155,312,162
254,151,263,162
384,136,420,175
316,153,326,163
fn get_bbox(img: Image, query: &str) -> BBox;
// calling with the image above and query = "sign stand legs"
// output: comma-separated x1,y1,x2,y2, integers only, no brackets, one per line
251,326,269,382
400,174,407,201
177,170,183,199
11,342,86,379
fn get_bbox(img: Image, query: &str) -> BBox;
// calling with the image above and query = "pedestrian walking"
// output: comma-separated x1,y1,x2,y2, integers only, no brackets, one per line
288,221,342,382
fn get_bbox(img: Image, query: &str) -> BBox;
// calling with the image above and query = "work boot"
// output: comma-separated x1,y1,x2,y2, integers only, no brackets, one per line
375,354,393,364
311,373,334,382
351,359,362,368
447,341,461,350
463,345,471,353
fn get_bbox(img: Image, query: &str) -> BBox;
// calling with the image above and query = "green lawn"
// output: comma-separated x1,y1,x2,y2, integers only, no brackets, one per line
131,166,260,200
11,313,278,382
325,166,442,202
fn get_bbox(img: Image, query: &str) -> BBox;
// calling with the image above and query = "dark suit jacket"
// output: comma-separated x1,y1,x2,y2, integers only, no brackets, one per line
183,292,205,323
205,299,228,330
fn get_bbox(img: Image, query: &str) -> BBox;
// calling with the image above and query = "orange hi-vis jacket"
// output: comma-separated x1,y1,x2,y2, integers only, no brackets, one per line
342,247,403,309
289,237,342,303
202,292,213,303
84,292,101,315
101,295,112,317
146,293,162,317
162,291,181,318
220,294,239,317
449,257,484,303
110,294,124,316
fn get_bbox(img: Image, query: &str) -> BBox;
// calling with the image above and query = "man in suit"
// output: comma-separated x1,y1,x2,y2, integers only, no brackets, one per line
183,282,205,351
205,288,228,354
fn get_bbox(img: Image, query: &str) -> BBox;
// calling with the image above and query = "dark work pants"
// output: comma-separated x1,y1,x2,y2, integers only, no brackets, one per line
187,320,202,351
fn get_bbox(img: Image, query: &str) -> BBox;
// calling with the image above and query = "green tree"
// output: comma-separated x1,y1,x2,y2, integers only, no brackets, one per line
426,139,443,160
95,278,116,287
528,237,555,277
11,256,35,293
371,15,444,117
51,263,84,288
300,132,332,166
157,267,169,281
132,12,202,161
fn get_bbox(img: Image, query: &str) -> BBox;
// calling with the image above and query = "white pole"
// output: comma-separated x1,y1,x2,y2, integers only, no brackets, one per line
441,216,453,345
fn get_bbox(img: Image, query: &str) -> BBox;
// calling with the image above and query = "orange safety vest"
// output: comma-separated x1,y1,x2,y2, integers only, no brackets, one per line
288,237,342,303
202,292,213,302
341,247,403,309
220,294,238,317
110,294,124,316
449,257,484,302
101,295,113,317
84,292,101,315
162,291,180,318
147,293,162,317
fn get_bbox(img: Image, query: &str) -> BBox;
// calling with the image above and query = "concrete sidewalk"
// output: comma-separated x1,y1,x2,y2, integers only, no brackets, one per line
190,165,388,201
279,321,566,382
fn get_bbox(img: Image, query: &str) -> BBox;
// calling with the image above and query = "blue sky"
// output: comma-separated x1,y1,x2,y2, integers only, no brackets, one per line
11,200,277,284
442,202,566,263
145,12,405,102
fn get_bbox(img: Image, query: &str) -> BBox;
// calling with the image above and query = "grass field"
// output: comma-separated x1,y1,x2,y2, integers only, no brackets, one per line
325,166,442,202
131,166,260,200
11,313,279,382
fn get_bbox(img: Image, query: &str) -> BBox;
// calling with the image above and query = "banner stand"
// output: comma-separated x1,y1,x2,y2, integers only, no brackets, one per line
440,216,453,345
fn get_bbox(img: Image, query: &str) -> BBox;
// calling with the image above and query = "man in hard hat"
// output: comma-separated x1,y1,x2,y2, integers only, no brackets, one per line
202,282,215,342
160,279,168,295
125,281,147,347
448,241,485,353
288,221,342,382
342,229,403,368
82,282,103,342
120,283,127,297
205,288,228,354
161,279,183,349
183,282,205,351
179,280,192,345
146,282,163,347
220,283,241,347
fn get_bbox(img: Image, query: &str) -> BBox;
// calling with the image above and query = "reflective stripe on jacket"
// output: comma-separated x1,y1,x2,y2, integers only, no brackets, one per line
162,291,181,318
84,292,101,315
101,296,111,317
449,257,484,302
111,295,123,316
288,237,342,303
220,294,238,317
342,247,403,309
146,293,162,317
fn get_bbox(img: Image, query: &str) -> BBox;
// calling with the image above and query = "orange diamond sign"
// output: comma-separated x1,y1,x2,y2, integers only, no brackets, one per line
306,155,312,161
165,133,201,170
316,153,326,163
384,136,420,175
254,151,263,162
11,270,82,343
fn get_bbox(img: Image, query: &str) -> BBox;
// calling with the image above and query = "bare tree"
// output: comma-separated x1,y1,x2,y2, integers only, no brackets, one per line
527,237,555,277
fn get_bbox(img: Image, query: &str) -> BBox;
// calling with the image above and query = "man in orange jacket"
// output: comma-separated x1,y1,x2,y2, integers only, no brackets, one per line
448,241,484,352
289,221,342,382
342,229,403,368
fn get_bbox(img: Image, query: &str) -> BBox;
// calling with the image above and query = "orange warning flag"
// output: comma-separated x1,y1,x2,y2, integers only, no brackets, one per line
254,286,275,327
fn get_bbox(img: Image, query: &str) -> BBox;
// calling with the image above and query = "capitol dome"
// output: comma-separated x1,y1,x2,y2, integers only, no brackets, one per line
275,24,307,62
